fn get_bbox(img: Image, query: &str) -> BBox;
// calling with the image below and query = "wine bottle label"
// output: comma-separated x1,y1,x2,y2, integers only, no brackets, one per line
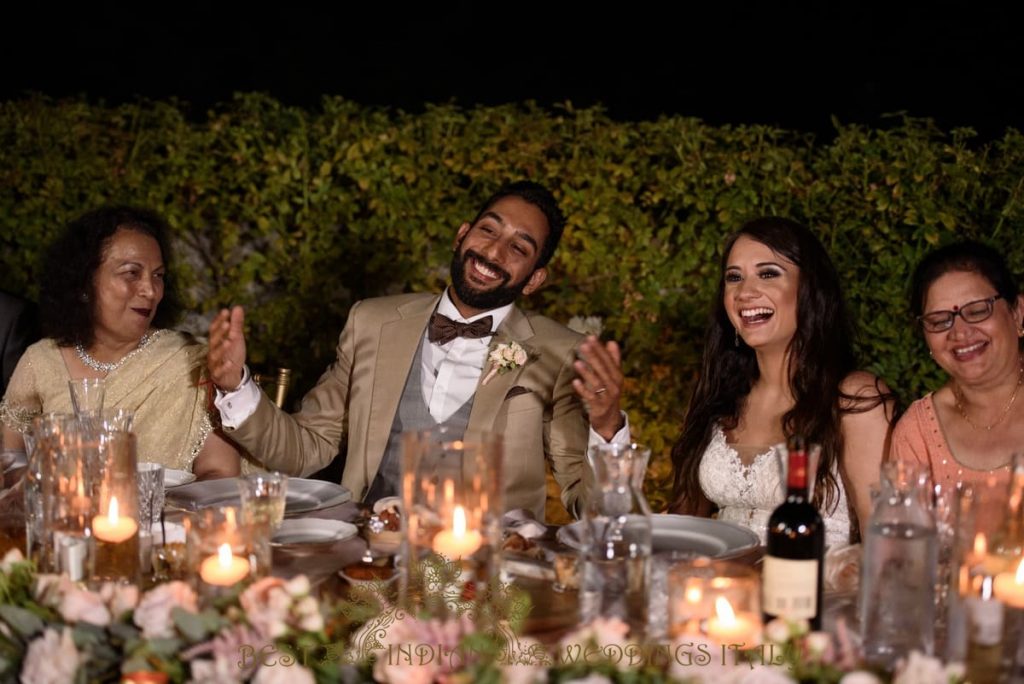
762,556,818,619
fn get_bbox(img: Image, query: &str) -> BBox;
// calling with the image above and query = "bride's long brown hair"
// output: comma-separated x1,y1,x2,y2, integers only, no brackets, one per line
670,217,886,516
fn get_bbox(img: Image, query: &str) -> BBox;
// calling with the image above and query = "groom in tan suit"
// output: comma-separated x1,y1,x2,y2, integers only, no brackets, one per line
209,181,625,520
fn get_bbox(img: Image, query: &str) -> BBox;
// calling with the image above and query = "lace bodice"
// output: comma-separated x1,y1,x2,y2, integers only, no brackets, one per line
698,425,853,549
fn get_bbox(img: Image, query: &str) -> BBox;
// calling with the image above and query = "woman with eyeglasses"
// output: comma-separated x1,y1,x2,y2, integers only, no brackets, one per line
892,241,1024,515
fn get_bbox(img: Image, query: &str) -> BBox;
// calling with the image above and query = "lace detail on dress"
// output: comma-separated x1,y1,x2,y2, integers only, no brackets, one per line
699,425,853,549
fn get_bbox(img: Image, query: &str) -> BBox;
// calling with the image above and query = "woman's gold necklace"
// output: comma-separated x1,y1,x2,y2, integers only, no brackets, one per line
954,362,1024,431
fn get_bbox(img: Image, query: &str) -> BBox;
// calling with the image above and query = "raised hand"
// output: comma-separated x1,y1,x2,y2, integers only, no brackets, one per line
208,306,248,392
573,336,625,441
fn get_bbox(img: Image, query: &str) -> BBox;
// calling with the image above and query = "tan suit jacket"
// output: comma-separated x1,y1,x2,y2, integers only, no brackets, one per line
227,293,588,519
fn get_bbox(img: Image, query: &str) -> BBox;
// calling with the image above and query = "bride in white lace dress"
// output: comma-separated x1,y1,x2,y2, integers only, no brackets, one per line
669,218,893,548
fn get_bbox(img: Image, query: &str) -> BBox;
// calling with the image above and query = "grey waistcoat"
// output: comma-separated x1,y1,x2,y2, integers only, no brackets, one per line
364,337,475,502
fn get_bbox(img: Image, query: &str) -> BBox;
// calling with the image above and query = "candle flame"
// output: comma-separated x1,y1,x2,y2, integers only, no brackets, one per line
453,505,467,536
974,532,988,557
714,596,736,625
226,507,237,526
218,543,233,567
107,496,120,523
1016,558,1024,584
685,586,703,603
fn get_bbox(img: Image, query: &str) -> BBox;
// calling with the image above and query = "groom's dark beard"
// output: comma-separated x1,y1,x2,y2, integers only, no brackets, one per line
450,247,531,310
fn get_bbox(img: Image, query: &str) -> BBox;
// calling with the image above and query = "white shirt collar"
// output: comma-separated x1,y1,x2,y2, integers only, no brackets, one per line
437,289,512,332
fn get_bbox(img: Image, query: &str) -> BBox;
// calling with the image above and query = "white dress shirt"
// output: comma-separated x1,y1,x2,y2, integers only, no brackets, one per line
215,290,629,446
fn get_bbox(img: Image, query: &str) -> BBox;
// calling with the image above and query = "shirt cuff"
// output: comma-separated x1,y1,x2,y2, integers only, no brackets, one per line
213,365,260,429
588,411,631,446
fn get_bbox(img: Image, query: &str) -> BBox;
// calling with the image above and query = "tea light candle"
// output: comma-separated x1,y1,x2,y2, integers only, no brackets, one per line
92,496,139,543
994,558,1024,609
706,596,759,645
432,505,482,558
200,543,251,586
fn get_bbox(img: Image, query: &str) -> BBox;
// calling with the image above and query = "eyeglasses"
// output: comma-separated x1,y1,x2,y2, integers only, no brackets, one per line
917,295,1003,333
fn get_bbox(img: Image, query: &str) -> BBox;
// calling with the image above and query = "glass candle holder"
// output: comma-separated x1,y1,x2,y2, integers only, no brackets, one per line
52,428,95,582
189,505,268,603
400,428,502,618
150,510,194,587
669,558,761,647
90,430,140,585
28,412,78,573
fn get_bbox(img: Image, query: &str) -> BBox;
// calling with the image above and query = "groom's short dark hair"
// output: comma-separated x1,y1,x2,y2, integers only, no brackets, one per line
472,181,566,268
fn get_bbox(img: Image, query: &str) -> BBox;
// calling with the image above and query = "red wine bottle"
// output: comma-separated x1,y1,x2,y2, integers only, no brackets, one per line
762,436,825,630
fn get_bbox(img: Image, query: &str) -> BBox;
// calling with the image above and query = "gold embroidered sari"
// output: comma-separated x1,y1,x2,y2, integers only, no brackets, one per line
0,330,213,472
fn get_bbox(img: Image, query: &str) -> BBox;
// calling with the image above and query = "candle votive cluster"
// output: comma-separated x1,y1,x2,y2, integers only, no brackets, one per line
188,506,269,603
668,559,762,647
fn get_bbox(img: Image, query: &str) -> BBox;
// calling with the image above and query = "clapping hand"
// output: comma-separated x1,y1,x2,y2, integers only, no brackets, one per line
573,336,625,441
209,306,248,392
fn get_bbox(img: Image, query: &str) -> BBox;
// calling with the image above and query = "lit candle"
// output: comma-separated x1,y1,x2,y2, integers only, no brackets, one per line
960,533,989,593
432,505,483,558
994,558,1024,609
199,543,251,586
706,596,760,645
91,496,139,543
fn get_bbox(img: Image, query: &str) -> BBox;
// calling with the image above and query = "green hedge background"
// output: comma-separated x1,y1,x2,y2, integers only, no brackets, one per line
3,94,1024,511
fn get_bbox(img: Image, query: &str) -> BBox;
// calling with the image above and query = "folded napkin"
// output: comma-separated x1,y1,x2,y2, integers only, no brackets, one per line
502,509,547,540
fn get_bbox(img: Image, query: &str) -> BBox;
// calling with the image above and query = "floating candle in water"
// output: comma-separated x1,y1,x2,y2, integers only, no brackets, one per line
706,596,760,645
432,505,482,558
199,542,250,586
92,496,139,543
994,558,1024,609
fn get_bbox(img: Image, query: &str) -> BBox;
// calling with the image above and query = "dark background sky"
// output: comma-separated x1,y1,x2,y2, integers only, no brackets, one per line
2,2,1022,139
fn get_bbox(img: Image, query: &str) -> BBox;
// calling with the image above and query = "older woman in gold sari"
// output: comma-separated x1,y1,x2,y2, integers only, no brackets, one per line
0,207,239,479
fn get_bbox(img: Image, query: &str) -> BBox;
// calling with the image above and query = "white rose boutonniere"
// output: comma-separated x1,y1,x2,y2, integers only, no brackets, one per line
482,341,530,385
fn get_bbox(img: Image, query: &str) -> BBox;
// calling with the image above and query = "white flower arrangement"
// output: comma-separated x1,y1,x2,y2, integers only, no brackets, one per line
482,341,530,385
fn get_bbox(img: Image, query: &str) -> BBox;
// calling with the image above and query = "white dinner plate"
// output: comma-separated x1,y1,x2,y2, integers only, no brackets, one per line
271,518,358,547
557,514,760,559
1,451,27,473
163,469,197,488
165,477,352,514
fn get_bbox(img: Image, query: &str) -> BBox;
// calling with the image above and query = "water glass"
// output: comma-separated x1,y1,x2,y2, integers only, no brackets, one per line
238,472,288,529
94,407,135,433
648,550,701,640
68,379,105,418
581,443,653,637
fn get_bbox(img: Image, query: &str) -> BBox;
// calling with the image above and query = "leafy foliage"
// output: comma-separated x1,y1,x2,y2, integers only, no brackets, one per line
3,95,1023,509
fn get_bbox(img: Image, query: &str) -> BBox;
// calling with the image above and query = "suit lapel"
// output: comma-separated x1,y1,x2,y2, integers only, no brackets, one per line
466,305,536,436
365,295,439,474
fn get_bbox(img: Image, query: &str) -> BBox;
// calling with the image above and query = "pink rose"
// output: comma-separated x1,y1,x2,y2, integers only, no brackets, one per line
560,616,631,650
241,577,293,639
100,582,140,619
21,628,82,684
134,581,198,638
513,349,528,366
0,547,24,572
58,584,111,626
33,574,70,602
253,663,316,684
294,596,324,632
188,657,246,684
284,575,311,598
